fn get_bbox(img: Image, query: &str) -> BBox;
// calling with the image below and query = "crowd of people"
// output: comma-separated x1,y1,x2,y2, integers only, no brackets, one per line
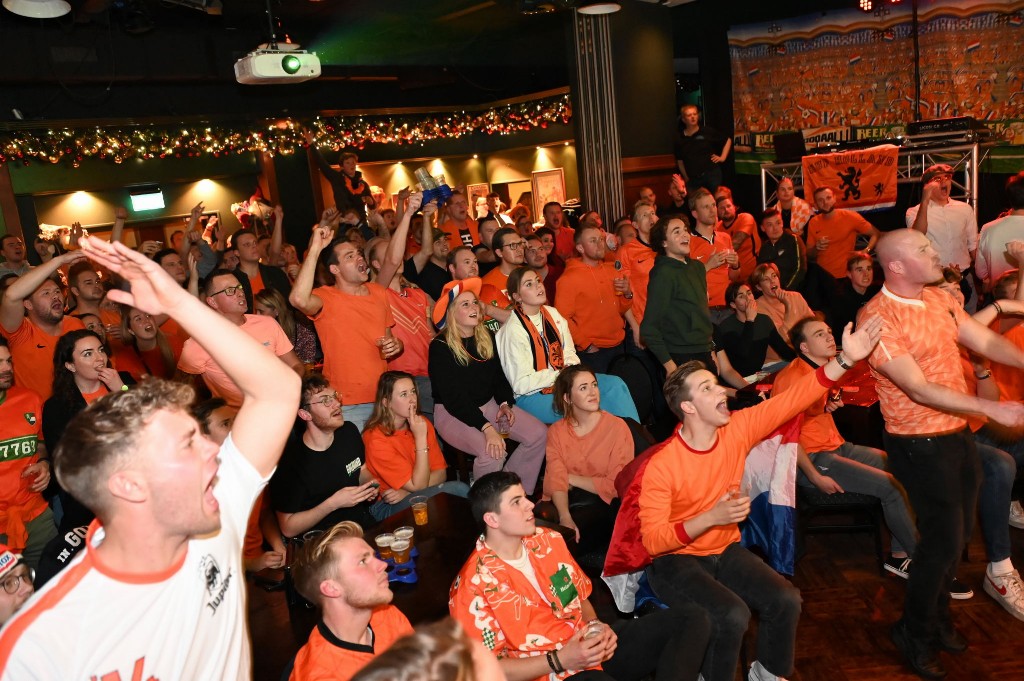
0,137,1023,681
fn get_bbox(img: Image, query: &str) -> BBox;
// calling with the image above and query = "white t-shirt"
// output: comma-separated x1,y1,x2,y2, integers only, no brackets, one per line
0,434,267,681
905,199,978,270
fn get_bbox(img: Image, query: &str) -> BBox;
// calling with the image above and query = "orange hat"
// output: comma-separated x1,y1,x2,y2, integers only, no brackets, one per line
432,278,482,331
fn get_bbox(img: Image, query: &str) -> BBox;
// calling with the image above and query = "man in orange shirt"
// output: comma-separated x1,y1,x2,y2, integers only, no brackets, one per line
438,192,480,251
290,215,404,431
806,187,879,280
861,229,1024,680
0,251,85,400
480,227,525,316
450,471,709,681
618,202,658,348
687,188,740,324
554,224,632,373
232,227,292,314
716,195,760,283
638,318,882,681
772,317,917,579
287,521,412,681
541,202,576,261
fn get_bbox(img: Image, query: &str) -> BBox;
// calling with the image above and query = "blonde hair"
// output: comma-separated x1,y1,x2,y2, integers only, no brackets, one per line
442,294,494,366
254,288,296,342
291,521,364,605
352,618,479,681
119,306,175,379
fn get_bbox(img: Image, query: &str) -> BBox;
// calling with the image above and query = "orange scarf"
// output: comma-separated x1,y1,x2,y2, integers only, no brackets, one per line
512,307,564,393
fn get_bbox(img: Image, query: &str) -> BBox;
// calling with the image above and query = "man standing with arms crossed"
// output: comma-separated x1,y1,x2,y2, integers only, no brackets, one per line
860,229,1024,680
0,236,301,680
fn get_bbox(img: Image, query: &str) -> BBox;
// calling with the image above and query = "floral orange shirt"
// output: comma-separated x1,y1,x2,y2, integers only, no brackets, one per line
449,528,593,681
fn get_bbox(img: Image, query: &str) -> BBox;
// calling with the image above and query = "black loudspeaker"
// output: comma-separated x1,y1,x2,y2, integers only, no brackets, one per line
773,132,806,163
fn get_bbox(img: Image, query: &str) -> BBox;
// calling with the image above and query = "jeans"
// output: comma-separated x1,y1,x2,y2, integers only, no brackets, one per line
798,442,917,556
578,343,625,375
517,374,639,425
434,400,547,494
884,428,980,642
0,507,58,571
973,430,1024,563
342,403,375,433
567,605,710,681
648,542,802,681
369,481,470,522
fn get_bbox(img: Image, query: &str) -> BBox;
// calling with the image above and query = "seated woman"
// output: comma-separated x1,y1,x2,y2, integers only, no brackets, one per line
43,330,134,530
496,266,639,425
254,288,320,366
750,262,816,363
544,365,634,554
110,306,182,380
363,371,469,521
428,278,547,493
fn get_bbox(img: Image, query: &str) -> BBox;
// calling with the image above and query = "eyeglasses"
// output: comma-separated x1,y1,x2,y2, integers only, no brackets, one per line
209,285,242,298
1,568,33,594
503,241,526,251
302,391,342,409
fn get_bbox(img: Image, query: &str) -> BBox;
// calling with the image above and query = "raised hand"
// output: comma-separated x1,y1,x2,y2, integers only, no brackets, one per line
406,192,424,214
839,316,883,363
319,207,341,231
79,236,190,316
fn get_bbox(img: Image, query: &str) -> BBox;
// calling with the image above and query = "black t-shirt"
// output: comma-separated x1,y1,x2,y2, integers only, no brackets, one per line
713,313,795,377
673,124,725,180
404,258,451,301
270,422,374,532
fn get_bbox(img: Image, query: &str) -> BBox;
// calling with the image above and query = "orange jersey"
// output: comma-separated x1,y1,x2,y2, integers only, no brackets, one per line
719,214,761,283
771,358,845,453
553,259,630,350
439,219,481,250
806,210,874,279
289,607,413,681
860,286,968,436
1,316,84,401
0,386,48,548
616,238,657,325
362,420,447,492
687,229,734,307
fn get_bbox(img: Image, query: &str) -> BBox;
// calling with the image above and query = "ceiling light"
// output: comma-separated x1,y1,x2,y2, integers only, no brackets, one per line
578,1,621,14
2,0,70,18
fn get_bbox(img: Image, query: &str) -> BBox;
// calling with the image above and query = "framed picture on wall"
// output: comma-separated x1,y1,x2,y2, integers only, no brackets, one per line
466,182,490,218
531,168,565,221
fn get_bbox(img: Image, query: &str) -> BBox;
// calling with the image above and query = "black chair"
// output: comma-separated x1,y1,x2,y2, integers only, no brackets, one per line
796,487,885,573
606,353,656,425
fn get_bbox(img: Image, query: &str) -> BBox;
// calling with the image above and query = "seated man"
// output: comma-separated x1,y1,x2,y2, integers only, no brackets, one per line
271,374,378,539
639,319,882,681
450,471,711,681
0,236,301,678
713,283,794,379
825,252,880,337
772,318,923,583
0,545,34,626
287,521,413,681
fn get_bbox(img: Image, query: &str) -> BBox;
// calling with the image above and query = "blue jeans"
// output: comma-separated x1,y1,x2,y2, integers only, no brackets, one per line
517,373,639,425
974,430,1024,563
648,542,801,681
798,442,917,556
369,481,470,522
343,403,375,433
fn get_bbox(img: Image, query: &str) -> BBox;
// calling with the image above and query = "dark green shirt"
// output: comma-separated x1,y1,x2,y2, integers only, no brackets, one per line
640,255,713,363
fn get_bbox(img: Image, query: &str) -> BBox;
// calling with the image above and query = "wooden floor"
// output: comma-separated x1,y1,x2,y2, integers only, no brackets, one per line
248,521,1024,681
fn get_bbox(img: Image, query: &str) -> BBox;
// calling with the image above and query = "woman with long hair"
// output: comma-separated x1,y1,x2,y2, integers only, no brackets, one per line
362,371,468,520
495,266,639,424
43,329,134,530
254,288,319,365
545,364,634,552
428,278,546,493
111,306,180,380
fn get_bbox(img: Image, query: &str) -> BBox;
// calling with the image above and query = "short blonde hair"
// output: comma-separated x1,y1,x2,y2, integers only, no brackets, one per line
291,521,364,605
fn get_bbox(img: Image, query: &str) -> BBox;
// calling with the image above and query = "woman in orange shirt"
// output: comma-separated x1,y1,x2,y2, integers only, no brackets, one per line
362,371,468,521
112,307,180,380
545,365,634,554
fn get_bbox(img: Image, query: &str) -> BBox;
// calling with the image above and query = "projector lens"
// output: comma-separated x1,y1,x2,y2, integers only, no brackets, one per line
282,55,301,74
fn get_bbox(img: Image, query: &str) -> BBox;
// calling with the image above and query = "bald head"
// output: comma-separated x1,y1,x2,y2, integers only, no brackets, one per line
876,229,923,268
876,228,941,286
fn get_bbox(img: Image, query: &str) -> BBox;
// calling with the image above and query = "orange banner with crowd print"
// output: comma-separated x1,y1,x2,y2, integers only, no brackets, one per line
801,144,899,211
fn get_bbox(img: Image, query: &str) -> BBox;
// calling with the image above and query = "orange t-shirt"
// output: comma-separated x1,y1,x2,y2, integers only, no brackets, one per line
720,213,761,283
178,314,293,407
617,238,656,325
991,324,1024,401
362,420,446,492
288,607,413,681
0,386,50,544
806,210,874,279
1,316,84,401
771,358,845,453
481,266,511,299
543,411,634,503
249,271,265,296
439,218,481,250
385,287,432,377
243,491,271,561
552,259,631,350
552,225,577,261
860,285,969,436
311,283,395,406
688,228,734,307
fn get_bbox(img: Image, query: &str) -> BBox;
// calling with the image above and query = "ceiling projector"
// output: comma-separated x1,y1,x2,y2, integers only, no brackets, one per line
234,48,321,85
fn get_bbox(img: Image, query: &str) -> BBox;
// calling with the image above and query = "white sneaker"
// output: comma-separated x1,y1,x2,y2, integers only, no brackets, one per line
983,568,1024,622
749,660,789,681
1010,501,1024,529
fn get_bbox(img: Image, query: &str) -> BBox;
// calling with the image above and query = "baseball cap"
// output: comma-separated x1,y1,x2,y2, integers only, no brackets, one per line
431,228,447,243
432,278,482,331
0,545,23,581
922,163,954,184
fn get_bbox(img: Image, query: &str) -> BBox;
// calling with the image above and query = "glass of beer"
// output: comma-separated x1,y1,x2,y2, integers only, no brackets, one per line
374,533,396,561
496,414,511,439
410,496,429,525
390,537,412,564
394,526,415,550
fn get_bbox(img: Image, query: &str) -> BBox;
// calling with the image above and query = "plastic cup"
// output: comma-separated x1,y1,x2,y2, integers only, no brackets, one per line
583,619,604,640
374,533,396,561
410,496,429,525
391,538,411,564
727,483,742,500
375,336,388,360
394,526,415,549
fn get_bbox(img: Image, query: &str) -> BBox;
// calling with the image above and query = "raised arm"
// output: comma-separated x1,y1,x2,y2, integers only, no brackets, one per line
269,205,284,265
79,236,300,477
288,211,336,316
1,250,85,332
110,206,128,244
377,193,424,286
410,201,438,273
